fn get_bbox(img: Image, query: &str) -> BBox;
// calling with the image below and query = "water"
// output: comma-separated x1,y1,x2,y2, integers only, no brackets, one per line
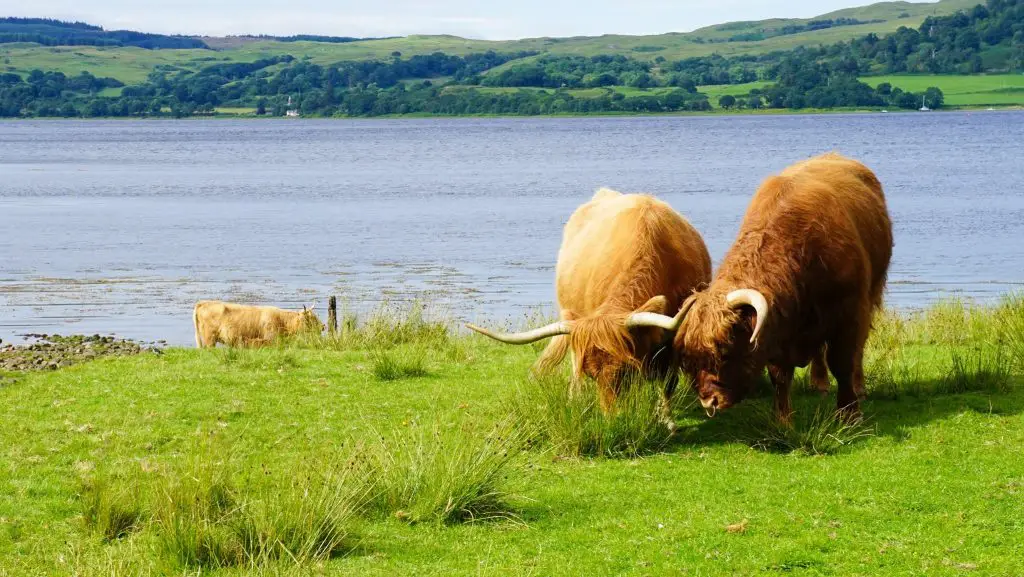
2,112,1023,345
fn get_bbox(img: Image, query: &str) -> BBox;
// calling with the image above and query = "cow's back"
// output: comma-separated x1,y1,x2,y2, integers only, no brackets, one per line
195,300,295,346
737,153,892,310
783,154,892,302
556,190,711,316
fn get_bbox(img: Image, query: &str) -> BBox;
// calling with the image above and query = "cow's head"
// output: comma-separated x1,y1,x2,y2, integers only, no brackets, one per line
466,295,680,391
300,305,326,334
669,289,768,416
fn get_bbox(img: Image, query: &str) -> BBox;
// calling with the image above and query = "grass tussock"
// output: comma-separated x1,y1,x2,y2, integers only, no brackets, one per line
80,474,146,542
358,414,532,525
747,402,874,455
287,301,453,352
369,346,429,381
995,292,1024,372
79,437,368,572
943,344,1012,394
150,454,366,570
508,372,688,459
865,295,1023,399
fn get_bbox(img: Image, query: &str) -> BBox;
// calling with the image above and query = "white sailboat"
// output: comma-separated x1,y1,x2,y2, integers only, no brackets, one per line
919,95,930,112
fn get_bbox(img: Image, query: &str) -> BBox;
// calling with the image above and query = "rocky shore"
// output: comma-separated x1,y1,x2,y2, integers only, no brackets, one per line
0,334,163,375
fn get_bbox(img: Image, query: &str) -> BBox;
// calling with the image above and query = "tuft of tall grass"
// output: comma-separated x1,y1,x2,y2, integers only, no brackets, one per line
80,474,146,542
865,297,1020,399
229,465,367,566
746,402,874,455
146,439,368,570
358,414,532,525
995,292,1024,372
151,453,242,569
508,372,689,459
369,346,429,381
865,313,927,398
942,344,1012,395
297,301,452,352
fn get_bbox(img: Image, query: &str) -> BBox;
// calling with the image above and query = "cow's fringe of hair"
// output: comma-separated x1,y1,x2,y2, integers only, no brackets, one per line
533,335,571,376
569,315,641,375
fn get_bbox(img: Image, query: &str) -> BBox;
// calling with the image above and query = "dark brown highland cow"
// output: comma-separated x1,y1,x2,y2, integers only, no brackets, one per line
638,153,893,422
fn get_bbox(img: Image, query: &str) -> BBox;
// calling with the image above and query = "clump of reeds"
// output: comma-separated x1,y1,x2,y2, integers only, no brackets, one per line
356,414,533,525
508,371,690,459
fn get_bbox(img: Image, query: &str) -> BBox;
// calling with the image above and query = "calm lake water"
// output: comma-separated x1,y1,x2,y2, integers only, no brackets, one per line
2,112,1024,345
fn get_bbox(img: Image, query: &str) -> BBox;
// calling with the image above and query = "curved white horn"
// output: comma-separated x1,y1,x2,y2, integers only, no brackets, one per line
466,321,574,345
625,297,696,332
726,289,768,344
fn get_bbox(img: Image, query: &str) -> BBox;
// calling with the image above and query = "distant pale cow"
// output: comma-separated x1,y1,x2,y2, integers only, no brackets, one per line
193,300,325,348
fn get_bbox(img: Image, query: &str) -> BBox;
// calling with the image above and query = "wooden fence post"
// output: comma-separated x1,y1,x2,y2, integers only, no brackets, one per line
327,296,338,334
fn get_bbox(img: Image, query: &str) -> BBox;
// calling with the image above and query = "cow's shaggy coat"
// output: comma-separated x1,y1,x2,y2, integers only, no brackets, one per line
193,301,324,348
674,153,892,420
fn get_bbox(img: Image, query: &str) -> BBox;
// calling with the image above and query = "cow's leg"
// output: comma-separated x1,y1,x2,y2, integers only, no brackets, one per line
827,327,868,420
809,346,830,394
201,328,219,349
767,364,795,426
852,340,867,400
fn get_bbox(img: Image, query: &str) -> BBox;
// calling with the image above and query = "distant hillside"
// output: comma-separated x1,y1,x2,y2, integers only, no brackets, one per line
0,17,208,49
1,0,1021,118
0,0,987,85
689,0,978,42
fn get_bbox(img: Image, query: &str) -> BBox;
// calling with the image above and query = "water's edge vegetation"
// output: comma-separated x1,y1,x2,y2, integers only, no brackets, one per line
1,295,1023,574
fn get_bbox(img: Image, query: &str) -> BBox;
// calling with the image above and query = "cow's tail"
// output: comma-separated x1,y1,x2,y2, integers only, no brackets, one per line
193,303,203,348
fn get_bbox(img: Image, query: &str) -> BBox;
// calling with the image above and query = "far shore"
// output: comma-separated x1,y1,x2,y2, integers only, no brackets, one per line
6,104,1023,122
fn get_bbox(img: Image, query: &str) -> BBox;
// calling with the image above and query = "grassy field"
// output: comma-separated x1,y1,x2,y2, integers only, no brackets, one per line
1,297,1023,575
864,74,1024,106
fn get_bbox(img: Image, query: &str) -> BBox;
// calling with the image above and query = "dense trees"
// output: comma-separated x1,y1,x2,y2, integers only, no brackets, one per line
0,17,209,49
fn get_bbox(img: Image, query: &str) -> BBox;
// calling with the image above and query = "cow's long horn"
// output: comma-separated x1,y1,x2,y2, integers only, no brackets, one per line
465,321,574,345
726,289,768,344
625,297,696,332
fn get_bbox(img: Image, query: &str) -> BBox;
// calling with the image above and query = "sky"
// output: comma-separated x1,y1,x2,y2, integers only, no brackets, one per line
0,0,935,40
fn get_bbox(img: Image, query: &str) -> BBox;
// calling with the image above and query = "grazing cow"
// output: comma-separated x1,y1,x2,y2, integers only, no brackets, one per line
630,153,893,422
193,300,325,348
467,188,712,418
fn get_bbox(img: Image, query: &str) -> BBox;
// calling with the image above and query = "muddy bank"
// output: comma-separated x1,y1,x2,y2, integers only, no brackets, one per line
0,334,163,374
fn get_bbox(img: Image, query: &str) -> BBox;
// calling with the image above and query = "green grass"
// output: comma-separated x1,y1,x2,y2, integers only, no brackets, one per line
508,372,689,458
864,74,1024,106
699,81,772,106
1,297,1023,574
214,107,258,115
0,44,210,85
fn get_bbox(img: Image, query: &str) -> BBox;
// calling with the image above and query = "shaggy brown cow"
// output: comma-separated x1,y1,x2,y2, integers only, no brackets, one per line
467,188,711,417
639,153,893,422
194,300,325,348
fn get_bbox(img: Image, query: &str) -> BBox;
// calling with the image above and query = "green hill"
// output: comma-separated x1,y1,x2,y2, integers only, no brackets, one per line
2,0,1021,118
0,0,986,85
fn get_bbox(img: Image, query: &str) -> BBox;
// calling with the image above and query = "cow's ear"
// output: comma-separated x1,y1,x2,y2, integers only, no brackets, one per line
636,295,669,316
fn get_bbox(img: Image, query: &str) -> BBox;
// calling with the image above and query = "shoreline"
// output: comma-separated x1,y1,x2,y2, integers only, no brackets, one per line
5,105,1022,122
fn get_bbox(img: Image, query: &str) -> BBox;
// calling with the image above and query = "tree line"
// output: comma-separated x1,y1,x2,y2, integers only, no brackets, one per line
0,17,209,49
